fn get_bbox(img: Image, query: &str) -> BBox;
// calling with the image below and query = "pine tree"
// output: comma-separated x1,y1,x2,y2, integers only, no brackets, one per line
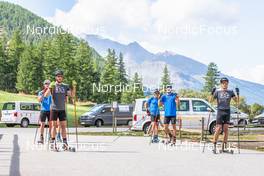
5,30,24,92
161,65,171,90
100,49,118,103
0,38,5,89
75,40,96,101
121,72,144,103
16,43,43,94
116,52,128,102
203,62,220,92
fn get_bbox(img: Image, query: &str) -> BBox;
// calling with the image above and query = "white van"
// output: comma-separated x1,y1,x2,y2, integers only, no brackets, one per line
0,101,41,127
131,98,231,134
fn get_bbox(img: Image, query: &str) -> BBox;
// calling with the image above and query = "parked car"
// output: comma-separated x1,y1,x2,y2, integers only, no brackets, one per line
252,113,264,125
0,101,40,127
131,98,235,134
79,104,133,127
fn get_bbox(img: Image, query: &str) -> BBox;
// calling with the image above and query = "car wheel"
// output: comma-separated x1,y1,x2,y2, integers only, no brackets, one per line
84,125,90,127
238,119,247,126
6,124,15,127
127,120,132,126
20,118,29,128
143,122,151,134
209,121,223,134
95,120,103,127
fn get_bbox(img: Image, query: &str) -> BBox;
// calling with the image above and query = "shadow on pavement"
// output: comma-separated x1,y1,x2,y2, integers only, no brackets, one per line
9,134,21,176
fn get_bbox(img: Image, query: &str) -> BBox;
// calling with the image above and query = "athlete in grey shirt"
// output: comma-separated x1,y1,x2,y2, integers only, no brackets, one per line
46,70,72,150
210,77,238,153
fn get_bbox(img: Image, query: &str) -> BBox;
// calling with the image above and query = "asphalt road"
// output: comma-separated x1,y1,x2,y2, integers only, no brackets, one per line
0,128,263,176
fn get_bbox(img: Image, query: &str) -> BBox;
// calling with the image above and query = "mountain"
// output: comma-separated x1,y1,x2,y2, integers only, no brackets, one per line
84,34,264,104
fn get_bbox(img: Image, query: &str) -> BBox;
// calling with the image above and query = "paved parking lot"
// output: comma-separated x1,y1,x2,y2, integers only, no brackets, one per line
0,128,263,176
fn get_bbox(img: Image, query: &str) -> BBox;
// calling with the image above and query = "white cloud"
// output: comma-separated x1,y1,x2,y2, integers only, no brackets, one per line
47,0,239,46
228,65,264,85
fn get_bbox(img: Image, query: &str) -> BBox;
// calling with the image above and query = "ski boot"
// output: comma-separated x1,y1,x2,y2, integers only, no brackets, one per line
37,135,44,145
152,135,160,143
62,139,76,152
56,133,62,143
170,136,176,146
219,142,234,154
50,139,58,152
212,143,217,154
165,133,173,145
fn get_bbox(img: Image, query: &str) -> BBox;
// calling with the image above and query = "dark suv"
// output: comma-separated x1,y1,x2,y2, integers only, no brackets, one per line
79,104,133,127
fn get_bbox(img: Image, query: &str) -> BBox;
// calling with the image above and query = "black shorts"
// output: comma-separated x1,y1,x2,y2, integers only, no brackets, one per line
40,111,50,122
216,109,231,125
51,110,66,121
164,116,176,125
151,114,160,122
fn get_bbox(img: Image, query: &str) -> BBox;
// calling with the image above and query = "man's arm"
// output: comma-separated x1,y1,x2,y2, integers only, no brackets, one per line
176,96,180,109
37,92,43,103
209,87,217,103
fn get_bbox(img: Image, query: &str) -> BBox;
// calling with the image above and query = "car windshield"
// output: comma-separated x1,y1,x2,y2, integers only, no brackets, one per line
90,105,102,112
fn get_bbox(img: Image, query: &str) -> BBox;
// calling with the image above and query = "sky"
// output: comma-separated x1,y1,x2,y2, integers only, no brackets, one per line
4,0,264,85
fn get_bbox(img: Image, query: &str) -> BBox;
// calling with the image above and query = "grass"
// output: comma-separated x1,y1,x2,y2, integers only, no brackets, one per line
0,90,92,127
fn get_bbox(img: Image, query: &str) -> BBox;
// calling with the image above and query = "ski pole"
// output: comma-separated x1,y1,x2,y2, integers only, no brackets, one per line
72,80,79,149
202,109,212,153
65,100,70,141
235,87,240,154
34,116,40,144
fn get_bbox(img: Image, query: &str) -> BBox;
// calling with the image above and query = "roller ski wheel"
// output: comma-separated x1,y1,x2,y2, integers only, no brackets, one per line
219,149,234,154
50,141,59,152
37,136,44,145
62,143,76,152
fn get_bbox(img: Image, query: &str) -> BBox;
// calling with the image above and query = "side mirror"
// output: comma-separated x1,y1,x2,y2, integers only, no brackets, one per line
207,107,212,112
101,109,106,113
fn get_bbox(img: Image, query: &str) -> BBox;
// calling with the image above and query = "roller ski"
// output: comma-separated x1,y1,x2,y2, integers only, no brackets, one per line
37,135,44,145
50,140,59,152
162,133,173,145
219,143,234,154
62,141,76,152
150,135,160,144
170,136,176,146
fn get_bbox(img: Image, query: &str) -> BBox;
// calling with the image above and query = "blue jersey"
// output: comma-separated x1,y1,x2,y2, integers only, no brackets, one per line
38,91,52,111
160,93,177,117
147,97,160,116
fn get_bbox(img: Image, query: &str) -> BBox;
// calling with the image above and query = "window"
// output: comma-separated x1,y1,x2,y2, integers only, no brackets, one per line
192,100,209,112
179,100,189,111
20,103,34,111
102,107,111,113
33,104,41,111
3,103,15,110
142,101,146,111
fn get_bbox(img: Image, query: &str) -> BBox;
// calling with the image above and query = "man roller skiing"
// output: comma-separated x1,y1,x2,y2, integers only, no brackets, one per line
45,70,72,151
145,89,161,143
210,77,238,154
37,80,52,144
159,85,180,145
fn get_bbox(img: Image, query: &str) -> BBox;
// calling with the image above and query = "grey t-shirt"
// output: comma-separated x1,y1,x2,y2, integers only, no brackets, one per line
51,83,70,110
213,89,235,110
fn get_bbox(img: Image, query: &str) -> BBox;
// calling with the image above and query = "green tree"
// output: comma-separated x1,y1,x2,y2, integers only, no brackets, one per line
5,30,24,92
203,62,220,92
75,40,97,101
100,49,118,103
250,103,264,118
116,52,128,102
121,72,144,103
16,44,43,94
161,65,171,91
0,38,5,89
